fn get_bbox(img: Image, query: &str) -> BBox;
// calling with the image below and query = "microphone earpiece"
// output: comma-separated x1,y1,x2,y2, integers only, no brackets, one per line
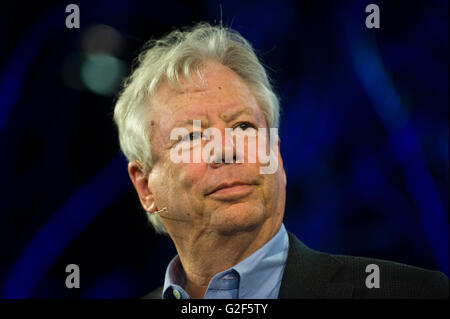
154,207,167,214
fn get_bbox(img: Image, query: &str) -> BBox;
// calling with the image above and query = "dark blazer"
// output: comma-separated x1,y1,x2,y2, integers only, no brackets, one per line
143,231,449,299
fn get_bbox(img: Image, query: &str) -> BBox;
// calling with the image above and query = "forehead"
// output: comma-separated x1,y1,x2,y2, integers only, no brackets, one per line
149,61,265,128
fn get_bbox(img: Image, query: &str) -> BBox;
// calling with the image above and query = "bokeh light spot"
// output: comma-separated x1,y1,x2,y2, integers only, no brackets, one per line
81,54,127,96
82,24,124,56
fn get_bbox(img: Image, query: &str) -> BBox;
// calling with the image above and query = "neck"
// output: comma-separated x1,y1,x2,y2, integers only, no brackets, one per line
172,219,282,299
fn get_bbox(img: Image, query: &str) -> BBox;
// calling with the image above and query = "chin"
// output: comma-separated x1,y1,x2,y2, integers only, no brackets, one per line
211,203,266,236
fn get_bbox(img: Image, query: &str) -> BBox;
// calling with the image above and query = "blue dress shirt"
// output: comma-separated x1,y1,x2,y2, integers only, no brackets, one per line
162,223,289,299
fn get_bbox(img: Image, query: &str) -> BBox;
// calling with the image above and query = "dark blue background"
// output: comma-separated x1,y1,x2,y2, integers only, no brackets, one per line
0,0,448,298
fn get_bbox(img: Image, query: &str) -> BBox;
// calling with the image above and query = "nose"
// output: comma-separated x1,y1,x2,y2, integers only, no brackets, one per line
209,128,243,168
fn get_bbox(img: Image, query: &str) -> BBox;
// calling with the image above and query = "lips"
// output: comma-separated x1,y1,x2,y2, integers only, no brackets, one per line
206,181,255,196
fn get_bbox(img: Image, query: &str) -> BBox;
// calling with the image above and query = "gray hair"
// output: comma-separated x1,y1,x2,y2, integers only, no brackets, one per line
113,22,281,234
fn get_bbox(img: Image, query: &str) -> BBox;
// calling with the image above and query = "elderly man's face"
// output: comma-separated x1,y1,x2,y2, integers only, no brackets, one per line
144,60,286,237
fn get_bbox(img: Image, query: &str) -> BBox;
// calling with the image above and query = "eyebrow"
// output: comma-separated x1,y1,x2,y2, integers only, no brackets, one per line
220,108,253,123
172,108,253,128
173,117,209,128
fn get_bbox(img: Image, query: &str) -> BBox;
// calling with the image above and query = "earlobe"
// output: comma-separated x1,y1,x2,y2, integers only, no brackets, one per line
147,201,156,214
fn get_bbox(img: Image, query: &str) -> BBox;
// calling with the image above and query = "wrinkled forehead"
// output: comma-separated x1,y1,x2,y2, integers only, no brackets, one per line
148,64,265,132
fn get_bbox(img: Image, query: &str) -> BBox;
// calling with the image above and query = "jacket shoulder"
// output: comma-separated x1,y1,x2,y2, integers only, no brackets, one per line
283,231,448,298
329,253,449,298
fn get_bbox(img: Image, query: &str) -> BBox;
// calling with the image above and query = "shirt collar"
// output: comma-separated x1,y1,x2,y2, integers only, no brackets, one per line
232,223,289,298
162,223,289,298
163,254,186,295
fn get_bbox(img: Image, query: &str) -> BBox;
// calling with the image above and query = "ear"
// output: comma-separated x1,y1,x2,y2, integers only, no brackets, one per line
128,161,157,213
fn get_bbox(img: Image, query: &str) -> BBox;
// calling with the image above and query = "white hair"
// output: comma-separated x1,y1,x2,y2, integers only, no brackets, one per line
113,22,281,234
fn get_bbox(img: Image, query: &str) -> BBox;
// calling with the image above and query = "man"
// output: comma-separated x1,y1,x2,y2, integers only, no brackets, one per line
113,23,448,299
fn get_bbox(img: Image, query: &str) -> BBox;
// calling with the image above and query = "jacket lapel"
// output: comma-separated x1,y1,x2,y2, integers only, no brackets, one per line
278,232,353,298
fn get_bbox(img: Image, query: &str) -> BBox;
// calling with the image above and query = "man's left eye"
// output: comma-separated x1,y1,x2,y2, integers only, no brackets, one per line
233,122,255,131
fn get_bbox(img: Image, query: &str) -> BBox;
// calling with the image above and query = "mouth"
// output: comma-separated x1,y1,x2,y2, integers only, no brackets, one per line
206,182,256,200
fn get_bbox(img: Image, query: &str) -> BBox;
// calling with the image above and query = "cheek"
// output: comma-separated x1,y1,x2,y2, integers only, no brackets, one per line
261,169,284,199
150,153,208,207
171,162,207,194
